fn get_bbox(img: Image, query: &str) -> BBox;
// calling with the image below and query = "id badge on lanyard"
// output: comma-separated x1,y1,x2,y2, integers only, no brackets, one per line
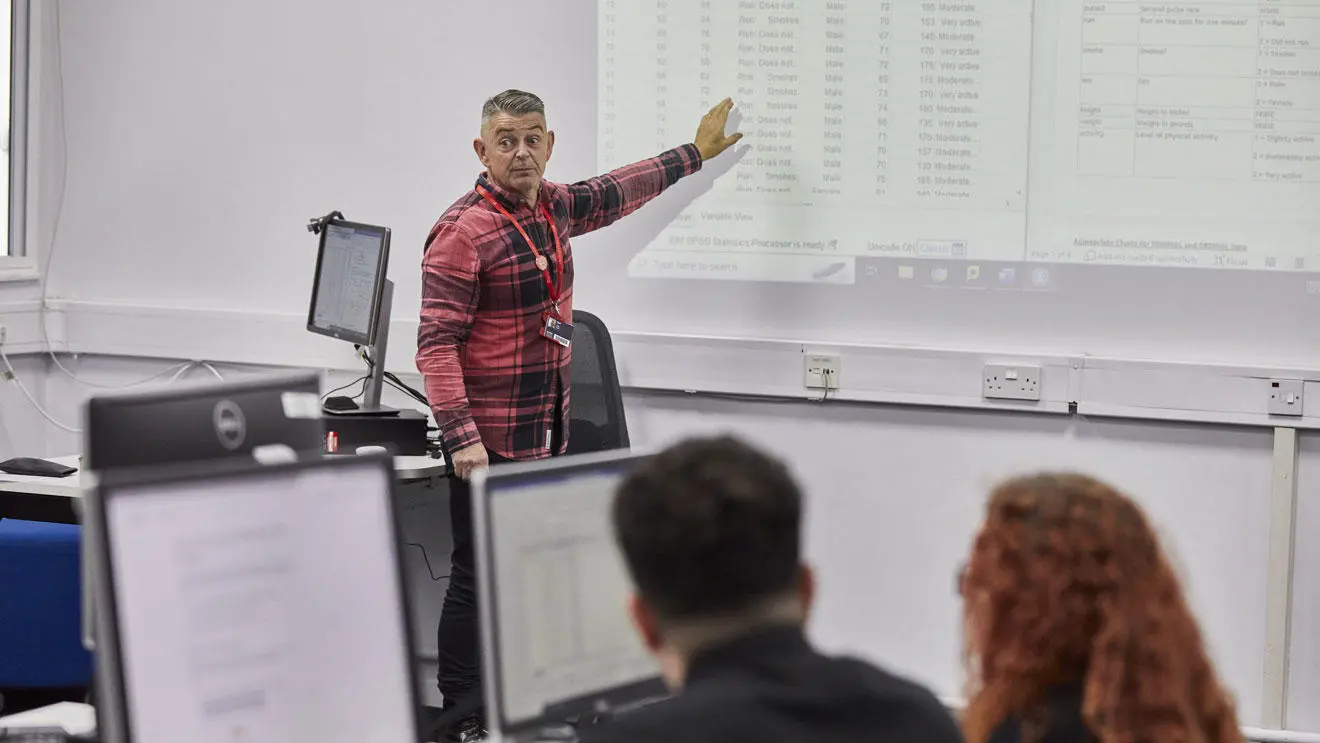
541,309,573,347
477,185,574,348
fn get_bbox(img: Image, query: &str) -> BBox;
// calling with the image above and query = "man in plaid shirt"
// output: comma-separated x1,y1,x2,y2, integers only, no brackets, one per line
417,88,742,741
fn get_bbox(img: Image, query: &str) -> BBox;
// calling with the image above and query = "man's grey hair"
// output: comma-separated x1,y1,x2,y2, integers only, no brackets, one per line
481,89,546,124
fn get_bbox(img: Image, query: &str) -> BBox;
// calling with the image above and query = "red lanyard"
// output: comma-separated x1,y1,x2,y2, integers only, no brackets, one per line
475,185,565,308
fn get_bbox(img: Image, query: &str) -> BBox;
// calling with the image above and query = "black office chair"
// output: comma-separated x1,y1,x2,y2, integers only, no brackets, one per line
567,310,630,455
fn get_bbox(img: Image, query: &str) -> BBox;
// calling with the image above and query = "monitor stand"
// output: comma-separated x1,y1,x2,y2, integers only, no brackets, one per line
326,279,400,418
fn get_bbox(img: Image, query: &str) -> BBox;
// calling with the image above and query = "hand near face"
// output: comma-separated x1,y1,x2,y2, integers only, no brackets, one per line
693,97,744,162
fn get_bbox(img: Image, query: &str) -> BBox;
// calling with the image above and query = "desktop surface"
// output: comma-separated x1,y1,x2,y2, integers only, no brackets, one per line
0,451,448,527
0,453,445,496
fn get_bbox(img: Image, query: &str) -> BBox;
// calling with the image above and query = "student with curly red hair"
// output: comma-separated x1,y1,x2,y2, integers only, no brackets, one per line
958,473,1245,743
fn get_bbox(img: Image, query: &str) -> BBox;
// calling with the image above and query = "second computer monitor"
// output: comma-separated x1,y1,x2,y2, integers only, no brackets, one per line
306,218,391,347
83,372,326,472
472,450,666,740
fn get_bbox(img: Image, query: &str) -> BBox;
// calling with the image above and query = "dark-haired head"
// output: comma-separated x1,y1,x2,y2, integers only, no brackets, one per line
960,473,1243,743
612,435,813,687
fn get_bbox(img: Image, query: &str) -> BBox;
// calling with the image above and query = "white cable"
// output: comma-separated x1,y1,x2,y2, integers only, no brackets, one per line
0,344,81,433
167,363,194,385
167,361,225,385
37,0,74,379
51,356,194,389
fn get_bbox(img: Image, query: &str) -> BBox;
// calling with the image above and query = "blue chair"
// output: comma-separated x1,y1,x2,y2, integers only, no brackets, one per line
0,519,93,708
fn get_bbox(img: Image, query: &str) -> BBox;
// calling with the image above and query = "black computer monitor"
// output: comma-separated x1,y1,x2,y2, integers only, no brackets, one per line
306,218,391,348
472,450,668,740
86,454,421,743
83,371,326,472
305,217,396,415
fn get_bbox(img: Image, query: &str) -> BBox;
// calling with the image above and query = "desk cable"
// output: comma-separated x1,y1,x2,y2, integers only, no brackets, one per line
355,346,429,406
405,542,450,582
0,344,80,434
319,374,369,405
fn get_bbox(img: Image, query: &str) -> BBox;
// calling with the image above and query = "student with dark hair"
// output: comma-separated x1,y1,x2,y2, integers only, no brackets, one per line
580,435,963,743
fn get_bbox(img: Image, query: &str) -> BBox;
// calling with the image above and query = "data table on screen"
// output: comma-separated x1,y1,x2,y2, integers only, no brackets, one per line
598,0,1320,282
1044,0,1320,270
599,0,1035,282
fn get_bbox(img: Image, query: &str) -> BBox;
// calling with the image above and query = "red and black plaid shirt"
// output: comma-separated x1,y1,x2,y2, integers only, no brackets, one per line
417,144,703,460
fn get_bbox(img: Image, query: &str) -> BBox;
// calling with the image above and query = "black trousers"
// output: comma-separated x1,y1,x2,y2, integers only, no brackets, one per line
434,449,508,711
436,393,564,713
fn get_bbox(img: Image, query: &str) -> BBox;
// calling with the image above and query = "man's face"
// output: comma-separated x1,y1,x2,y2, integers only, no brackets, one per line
474,112,554,198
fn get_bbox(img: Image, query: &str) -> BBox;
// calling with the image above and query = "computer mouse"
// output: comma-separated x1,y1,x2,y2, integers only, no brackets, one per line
323,395,360,412
0,457,78,477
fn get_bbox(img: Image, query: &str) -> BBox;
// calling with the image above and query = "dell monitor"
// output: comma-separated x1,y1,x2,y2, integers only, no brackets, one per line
472,450,668,742
83,371,326,472
86,454,421,743
306,217,396,415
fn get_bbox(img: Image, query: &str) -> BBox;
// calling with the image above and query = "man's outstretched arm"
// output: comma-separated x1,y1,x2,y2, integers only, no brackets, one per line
567,97,743,237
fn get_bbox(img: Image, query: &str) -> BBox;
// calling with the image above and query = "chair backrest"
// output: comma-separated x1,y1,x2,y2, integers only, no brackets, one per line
568,310,629,454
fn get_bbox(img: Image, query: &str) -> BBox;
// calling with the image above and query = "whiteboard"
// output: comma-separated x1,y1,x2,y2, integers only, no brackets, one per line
49,0,1320,378
575,0,1320,365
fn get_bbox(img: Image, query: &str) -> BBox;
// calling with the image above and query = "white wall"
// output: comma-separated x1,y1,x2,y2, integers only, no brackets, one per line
627,393,1288,727
0,354,51,457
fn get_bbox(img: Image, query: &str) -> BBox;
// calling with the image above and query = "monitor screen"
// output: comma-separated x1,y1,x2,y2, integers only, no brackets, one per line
84,372,325,472
477,454,664,733
307,220,390,346
99,458,416,743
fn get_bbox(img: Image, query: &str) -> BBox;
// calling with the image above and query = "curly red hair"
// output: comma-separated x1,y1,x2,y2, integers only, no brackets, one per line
960,473,1243,743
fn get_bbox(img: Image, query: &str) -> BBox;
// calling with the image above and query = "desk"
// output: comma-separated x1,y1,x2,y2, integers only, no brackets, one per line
0,702,96,736
0,453,450,525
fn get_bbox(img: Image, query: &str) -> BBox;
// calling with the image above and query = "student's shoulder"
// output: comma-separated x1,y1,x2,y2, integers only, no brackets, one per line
833,656,964,740
574,692,736,743
988,686,1094,743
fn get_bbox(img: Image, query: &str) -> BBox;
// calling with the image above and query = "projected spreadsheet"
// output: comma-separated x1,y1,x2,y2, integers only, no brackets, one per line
599,0,1035,282
599,0,1320,280
1049,1,1320,270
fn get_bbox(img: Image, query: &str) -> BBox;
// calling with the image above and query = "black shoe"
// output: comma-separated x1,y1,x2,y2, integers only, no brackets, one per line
442,713,488,743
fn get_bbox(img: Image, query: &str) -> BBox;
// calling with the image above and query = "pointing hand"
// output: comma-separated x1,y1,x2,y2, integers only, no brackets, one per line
694,97,744,161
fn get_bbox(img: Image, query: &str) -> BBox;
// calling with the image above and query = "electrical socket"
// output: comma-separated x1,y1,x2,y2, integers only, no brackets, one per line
804,354,841,390
1268,379,1304,416
0,324,6,345
983,364,1041,401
